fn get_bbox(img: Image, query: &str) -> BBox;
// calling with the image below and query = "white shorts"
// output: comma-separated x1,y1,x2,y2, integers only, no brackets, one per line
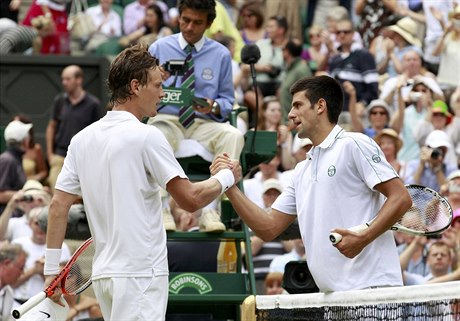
93,274,168,321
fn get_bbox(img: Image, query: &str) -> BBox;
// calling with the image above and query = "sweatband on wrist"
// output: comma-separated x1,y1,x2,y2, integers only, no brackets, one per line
211,168,234,194
44,248,62,276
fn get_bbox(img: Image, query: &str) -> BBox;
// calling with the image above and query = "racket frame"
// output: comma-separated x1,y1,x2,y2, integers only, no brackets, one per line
12,237,93,319
329,185,453,244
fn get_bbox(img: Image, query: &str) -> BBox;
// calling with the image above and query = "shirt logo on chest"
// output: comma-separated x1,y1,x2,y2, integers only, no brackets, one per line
201,68,213,80
327,165,336,177
372,155,381,163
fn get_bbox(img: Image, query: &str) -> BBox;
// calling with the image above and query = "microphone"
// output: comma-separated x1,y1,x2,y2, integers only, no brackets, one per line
241,44,261,82
240,44,262,158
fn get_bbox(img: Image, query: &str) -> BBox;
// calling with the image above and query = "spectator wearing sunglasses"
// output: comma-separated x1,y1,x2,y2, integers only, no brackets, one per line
327,19,379,130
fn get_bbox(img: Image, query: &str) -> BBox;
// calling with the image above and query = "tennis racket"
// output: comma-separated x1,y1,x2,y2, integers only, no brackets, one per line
12,237,94,319
330,185,453,244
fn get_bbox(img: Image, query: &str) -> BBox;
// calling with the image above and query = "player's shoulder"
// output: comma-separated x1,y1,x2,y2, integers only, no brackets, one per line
338,131,378,150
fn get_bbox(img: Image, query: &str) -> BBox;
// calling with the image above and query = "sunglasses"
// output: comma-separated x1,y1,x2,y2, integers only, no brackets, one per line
335,30,353,35
309,33,320,38
371,111,387,116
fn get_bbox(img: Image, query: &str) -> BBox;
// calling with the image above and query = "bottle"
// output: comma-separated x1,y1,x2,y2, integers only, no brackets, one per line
217,240,237,273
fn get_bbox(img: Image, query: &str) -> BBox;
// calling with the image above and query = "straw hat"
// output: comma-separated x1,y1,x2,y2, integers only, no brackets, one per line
388,17,422,47
374,128,403,153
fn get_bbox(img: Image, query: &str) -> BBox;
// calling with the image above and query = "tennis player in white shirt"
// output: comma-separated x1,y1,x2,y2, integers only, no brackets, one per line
212,75,412,292
43,43,240,321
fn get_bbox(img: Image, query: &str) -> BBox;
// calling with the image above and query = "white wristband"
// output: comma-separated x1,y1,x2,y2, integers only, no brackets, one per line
210,168,234,194
44,248,62,276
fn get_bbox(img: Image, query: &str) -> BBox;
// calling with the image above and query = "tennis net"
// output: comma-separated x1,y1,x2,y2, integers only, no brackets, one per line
252,281,460,321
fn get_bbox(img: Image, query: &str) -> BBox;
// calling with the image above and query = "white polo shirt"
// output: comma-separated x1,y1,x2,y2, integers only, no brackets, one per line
56,111,187,280
272,125,403,292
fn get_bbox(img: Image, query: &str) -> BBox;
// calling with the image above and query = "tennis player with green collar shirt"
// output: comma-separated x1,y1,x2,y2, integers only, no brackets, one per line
43,43,240,321
212,75,412,292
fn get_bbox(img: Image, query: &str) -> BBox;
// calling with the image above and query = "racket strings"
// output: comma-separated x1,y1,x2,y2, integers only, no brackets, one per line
401,188,451,233
63,241,95,295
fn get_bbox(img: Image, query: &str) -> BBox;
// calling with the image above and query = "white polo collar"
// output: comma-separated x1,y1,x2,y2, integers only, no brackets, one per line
178,33,205,52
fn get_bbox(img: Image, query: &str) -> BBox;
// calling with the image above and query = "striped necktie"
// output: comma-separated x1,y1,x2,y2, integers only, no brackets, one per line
179,44,195,128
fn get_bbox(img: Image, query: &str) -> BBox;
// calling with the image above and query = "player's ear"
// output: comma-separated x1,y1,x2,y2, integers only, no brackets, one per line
316,98,327,114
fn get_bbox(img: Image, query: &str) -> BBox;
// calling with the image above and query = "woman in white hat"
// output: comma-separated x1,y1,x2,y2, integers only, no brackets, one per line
432,4,460,89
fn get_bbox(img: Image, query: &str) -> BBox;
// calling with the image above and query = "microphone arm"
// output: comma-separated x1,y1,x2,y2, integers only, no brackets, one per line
250,62,259,154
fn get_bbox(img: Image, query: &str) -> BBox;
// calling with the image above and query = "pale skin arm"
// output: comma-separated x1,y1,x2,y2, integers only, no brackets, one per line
44,190,79,303
389,75,407,133
0,192,23,240
166,160,241,213
45,119,57,160
211,154,296,241
399,236,427,271
332,178,412,258
343,81,362,133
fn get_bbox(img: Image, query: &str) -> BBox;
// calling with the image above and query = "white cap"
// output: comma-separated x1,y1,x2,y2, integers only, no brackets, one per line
18,297,69,321
447,170,460,181
292,134,313,155
262,178,284,194
4,120,32,143
22,179,45,196
425,130,452,149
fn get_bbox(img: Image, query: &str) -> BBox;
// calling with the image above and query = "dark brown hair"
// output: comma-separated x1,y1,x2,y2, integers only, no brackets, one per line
107,43,159,107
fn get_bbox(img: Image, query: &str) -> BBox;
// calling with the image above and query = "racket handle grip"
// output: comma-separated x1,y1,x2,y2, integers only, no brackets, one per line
12,291,47,319
329,224,370,245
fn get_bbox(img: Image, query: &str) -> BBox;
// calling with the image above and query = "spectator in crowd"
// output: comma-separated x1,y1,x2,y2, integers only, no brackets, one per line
238,0,268,44
402,240,460,285
123,0,169,35
0,120,32,214
204,0,244,63
12,206,71,304
119,3,172,48
243,154,282,208
247,15,288,97
279,39,312,122
147,0,244,231
12,114,48,183
374,128,404,175
263,271,284,295
384,17,422,78
0,242,26,320
346,79,399,138
84,0,122,54
397,231,431,276
0,15,53,55
380,50,443,112
355,0,400,48
443,170,460,211
390,75,435,162
324,6,363,53
301,25,328,74
269,238,305,274
45,65,102,193
213,75,412,293
21,0,70,54
256,97,294,170
250,178,291,294
404,130,457,192
238,0,266,45
328,19,378,127
433,4,460,90
414,100,457,165
0,180,51,242
397,1,453,75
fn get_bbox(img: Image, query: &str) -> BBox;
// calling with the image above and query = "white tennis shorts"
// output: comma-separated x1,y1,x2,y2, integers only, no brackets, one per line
93,274,168,320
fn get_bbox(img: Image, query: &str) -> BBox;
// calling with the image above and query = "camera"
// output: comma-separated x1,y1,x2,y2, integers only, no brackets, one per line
282,261,319,294
19,195,34,203
430,148,443,160
162,60,186,74
409,91,423,102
